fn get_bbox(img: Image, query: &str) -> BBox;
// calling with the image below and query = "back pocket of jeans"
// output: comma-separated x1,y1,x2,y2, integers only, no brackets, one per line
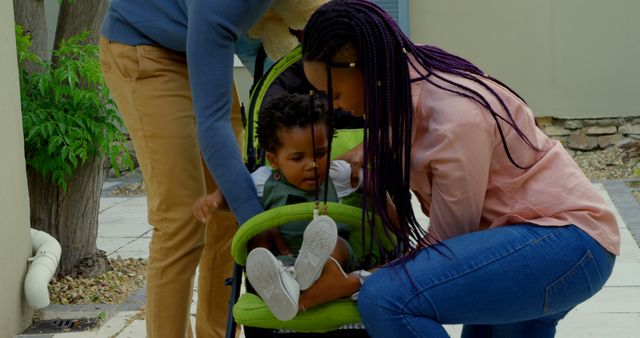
544,250,604,314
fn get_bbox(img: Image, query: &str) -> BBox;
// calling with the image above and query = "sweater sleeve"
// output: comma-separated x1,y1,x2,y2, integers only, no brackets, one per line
185,0,273,224
329,160,360,198
250,166,273,198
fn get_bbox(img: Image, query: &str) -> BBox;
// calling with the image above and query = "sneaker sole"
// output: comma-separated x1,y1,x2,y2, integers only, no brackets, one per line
246,248,298,321
295,215,338,290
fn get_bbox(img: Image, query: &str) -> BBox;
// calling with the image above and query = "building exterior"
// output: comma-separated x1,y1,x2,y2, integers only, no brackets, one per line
0,2,35,337
236,0,640,120
408,0,639,119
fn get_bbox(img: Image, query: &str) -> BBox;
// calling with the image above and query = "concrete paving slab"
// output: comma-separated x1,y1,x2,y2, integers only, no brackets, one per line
96,238,136,256
597,183,629,230
49,311,139,338
574,286,640,313
108,238,151,259
444,325,462,336
619,233,640,263
114,320,145,338
97,220,151,238
117,197,148,207
607,262,640,286
99,198,132,212
557,312,640,338
107,249,149,260
102,182,120,191
37,304,118,321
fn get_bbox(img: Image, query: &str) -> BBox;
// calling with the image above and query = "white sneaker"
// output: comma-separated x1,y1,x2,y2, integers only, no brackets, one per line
246,247,300,321
294,215,338,290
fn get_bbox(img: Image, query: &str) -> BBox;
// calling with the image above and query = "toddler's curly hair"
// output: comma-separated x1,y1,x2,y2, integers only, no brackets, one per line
257,93,331,153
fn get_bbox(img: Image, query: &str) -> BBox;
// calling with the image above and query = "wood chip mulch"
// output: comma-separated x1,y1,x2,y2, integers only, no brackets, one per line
48,257,147,305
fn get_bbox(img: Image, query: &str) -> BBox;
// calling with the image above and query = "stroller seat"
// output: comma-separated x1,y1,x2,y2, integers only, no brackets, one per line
234,293,360,333
231,202,392,334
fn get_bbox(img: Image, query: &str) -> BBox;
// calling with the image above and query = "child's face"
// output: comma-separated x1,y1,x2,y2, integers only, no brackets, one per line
267,122,329,193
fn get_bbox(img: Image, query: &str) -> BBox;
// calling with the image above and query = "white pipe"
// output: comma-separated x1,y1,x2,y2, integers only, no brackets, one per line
24,228,62,309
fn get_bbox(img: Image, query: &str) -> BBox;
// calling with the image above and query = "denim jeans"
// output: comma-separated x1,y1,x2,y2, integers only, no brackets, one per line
357,224,615,338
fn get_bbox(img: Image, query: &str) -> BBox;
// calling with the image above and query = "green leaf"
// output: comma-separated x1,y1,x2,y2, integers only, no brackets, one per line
16,27,131,190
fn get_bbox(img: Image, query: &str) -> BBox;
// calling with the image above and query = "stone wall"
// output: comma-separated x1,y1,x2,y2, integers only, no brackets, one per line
537,116,640,151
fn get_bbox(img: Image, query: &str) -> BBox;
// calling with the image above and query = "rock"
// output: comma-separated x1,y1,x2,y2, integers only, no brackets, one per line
584,118,624,127
535,116,554,128
583,126,617,135
619,124,640,135
543,125,571,136
616,138,640,149
564,120,583,130
567,134,599,150
597,134,625,148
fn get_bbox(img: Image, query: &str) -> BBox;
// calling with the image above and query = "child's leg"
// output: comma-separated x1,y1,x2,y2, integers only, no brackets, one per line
248,228,292,256
298,237,361,311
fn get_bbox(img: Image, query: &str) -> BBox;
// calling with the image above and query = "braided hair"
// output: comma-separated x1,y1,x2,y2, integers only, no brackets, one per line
302,0,539,260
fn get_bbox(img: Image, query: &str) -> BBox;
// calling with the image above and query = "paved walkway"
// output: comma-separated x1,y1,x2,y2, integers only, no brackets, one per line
16,181,640,337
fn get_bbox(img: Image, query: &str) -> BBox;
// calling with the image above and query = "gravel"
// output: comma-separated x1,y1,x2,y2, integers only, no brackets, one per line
572,145,640,181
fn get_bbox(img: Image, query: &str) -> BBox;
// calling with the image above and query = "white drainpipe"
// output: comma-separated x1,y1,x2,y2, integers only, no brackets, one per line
24,228,62,309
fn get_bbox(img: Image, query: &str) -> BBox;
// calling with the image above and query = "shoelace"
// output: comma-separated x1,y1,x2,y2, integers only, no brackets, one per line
283,265,297,279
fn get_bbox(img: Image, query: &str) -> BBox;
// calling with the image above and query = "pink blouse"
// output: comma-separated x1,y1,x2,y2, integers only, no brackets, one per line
408,62,620,255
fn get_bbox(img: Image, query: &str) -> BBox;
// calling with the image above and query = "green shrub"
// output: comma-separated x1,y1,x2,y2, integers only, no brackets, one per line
15,25,132,191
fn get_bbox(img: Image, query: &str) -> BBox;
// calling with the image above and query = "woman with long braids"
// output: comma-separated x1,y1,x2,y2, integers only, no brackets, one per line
302,1,619,337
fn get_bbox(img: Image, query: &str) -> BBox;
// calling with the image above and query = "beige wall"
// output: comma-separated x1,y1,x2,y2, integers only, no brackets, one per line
408,0,640,118
0,2,34,337
234,66,254,109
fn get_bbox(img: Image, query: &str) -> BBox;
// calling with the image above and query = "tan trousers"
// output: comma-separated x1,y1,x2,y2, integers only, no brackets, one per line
99,37,242,338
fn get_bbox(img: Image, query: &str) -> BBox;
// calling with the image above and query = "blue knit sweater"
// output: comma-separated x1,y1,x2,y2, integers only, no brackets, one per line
102,0,274,224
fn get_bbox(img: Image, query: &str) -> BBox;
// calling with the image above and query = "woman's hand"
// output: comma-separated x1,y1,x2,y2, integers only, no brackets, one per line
336,143,363,188
192,191,228,223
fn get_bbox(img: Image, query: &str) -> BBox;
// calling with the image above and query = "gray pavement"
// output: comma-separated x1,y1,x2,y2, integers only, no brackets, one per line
16,181,640,337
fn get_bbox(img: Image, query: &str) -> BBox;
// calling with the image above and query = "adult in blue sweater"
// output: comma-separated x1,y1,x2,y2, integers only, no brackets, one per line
99,1,325,337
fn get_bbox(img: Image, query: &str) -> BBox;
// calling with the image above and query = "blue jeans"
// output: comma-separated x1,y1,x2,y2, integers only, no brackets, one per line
357,224,615,338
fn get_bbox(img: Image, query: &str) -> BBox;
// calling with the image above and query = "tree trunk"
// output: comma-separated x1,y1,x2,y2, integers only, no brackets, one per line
54,0,108,49
27,156,107,277
13,0,47,71
15,0,115,278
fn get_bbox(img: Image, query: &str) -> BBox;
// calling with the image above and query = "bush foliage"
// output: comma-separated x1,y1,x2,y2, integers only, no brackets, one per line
15,25,131,191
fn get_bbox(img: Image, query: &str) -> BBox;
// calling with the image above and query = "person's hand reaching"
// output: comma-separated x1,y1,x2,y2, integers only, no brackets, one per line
193,191,228,223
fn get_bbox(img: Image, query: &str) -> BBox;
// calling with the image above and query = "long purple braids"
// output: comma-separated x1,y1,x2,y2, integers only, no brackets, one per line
302,0,538,261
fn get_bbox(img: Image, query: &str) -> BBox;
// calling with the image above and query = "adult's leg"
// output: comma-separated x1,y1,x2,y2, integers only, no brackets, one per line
195,83,244,338
100,38,206,338
357,224,615,338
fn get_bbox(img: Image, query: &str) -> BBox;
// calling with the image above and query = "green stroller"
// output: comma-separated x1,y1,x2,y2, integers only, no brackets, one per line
223,46,394,337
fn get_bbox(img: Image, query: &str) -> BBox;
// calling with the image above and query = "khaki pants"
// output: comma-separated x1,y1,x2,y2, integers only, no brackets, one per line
99,37,242,338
